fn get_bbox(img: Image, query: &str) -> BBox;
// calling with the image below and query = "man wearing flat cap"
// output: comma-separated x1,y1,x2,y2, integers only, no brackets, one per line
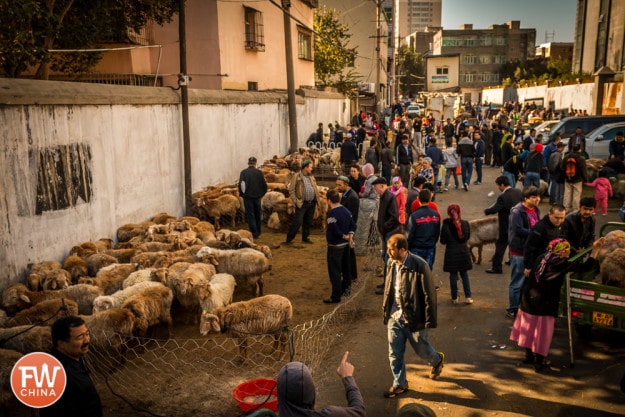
239,156,267,239
285,159,321,244
372,176,401,294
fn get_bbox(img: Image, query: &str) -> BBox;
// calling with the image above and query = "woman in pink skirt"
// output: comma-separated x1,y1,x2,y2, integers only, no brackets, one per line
510,237,603,372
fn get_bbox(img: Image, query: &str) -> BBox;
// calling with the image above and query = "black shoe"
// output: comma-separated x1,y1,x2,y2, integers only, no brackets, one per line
383,385,409,398
505,310,516,319
375,288,384,295
342,288,351,297
485,268,503,274
323,298,340,304
282,240,293,245
504,260,511,265
302,238,313,244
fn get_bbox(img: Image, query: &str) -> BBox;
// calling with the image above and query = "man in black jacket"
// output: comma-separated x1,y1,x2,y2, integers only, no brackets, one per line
337,175,360,291
373,177,401,294
484,175,523,274
381,233,444,398
562,196,596,253
40,316,103,417
238,157,268,239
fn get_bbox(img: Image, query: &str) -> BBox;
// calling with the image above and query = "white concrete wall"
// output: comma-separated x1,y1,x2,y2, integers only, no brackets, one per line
481,83,596,114
0,79,349,287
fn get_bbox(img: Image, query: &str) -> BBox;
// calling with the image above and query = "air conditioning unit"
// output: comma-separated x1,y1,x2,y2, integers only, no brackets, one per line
358,83,376,93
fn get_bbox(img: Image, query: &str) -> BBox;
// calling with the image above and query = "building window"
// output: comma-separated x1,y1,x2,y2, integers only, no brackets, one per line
479,35,492,46
463,73,476,83
462,54,478,64
436,67,448,75
495,36,506,46
248,81,258,91
298,27,312,60
493,54,507,64
245,7,265,51
479,55,491,64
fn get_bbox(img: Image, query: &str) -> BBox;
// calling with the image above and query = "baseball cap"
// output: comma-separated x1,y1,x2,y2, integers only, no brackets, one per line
301,159,311,168
371,177,387,185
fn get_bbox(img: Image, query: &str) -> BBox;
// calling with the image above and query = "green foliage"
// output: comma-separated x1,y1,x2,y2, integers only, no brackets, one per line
498,56,592,86
313,6,359,97
397,45,424,98
0,0,179,79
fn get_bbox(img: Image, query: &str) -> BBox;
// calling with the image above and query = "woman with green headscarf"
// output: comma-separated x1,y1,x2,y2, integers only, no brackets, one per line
510,237,604,372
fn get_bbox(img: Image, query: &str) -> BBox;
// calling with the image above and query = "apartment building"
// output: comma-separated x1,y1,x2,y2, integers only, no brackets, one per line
429,21,536,94
535,42,574,61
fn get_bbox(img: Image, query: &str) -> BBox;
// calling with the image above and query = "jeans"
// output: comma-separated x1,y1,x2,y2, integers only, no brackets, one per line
286,200,316,242
327,245,347,301
474,157,483,182
461,157,473,185
411,247,435,271
387,318,441,388
382,165,392,185
449,270,471,300
549,181,564,205
243,197,262,238
523,171,540,188
444,167,459,188
508,254,526,314
502,170,516,189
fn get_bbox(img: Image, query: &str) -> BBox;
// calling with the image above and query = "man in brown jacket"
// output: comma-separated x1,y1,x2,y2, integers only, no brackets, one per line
284,159,321,244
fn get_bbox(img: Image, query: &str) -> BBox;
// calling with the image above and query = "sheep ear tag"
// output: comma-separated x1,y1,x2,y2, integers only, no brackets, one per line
11,352,67,408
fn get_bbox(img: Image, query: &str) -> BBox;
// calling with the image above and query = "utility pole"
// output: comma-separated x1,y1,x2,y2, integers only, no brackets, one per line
375,1,382,114
282,0,299,153
179,0,192,215
389,0,398,106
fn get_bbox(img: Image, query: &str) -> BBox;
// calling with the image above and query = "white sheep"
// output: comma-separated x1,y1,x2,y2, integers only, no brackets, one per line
121,285,174,338
196,246,271,297
92,281,164,313
122,268,159,289
1,283,103,316
467,216,499,264
197,273,236,317
0,325,52,354
200,294,292,359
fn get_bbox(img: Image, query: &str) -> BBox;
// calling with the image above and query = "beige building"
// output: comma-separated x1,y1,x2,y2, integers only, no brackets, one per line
425,53,460,92
429,21,536,95
66,0,317,91
535,42,574,61
405,0,442,35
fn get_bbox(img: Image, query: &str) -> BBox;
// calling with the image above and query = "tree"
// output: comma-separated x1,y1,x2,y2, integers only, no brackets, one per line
396,45,424,99
0,0,179,79
313,6,359,97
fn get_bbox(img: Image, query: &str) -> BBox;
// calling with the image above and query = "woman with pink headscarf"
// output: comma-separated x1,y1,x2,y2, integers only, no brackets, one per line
439,203,473,305
510,237,603,372
390,176,406,232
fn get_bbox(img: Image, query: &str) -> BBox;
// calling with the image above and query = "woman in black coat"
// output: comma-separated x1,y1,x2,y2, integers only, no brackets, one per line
439,203,473,304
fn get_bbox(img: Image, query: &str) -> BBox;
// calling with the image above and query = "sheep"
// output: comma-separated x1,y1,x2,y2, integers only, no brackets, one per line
597,229,625,262
196,230,218,245
467,216,499,264
193,221,216,234
3,299,79,327
167,219,192,233
267,212,282,230
151,212,177,225
130,251,174,269
92,281,164,313
68,241,98,258
121,286,174,338
197,273,236,317
103,248,139,263
599,248,625,288
170,263,216,312
216,229,243,246
196,194,241,229
0,348,25,410
196,247,271,297
0,325,52,354
80,308,137,363
200,294,292,359
122,268,160,289
79,263,138,295
1,283,103,316
261,191,286,216
236,238,272,259
176,216,201,226
63,255,89,283
117,222,155,242
27,260,72,291
85,253,119,276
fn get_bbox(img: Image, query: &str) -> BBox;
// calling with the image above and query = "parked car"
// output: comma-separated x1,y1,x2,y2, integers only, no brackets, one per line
536,120,561,143
547,115,625,144
584,122,625,159
407,104,423,117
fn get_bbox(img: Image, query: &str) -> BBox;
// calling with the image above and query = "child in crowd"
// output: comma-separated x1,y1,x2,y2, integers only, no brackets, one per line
585,169,613,215
443,146,459,191
391,176,407,233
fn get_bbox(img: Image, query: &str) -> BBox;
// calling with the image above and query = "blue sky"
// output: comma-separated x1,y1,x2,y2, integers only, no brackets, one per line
441,0,577,43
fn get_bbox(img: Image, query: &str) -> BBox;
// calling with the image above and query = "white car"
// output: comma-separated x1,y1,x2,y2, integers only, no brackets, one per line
407,105,423,117
536,120,560,143
584,122,625,160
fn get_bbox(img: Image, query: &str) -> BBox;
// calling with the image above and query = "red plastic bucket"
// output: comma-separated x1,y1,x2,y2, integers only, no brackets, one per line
232,378,278,412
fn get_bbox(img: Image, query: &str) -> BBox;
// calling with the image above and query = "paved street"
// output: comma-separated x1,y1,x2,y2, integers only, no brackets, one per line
317,163,625,417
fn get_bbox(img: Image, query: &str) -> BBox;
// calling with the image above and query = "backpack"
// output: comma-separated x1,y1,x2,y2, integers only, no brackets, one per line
565,156,577,181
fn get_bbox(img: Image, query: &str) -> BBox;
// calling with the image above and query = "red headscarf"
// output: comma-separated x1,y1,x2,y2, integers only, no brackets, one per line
447,203,464,239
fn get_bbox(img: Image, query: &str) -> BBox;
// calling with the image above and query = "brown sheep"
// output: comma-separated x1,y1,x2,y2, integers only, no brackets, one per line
80,308,137,363
78,263,138,295
63,255,88,283
85,253,119,276
121,286,174,338
192,221,216,234
0,348,27,411
200,294,292,359
151,212,177,225
599,248,625,288
103,248,139,263
117,222,155,242
196,194,241,229
0,326,52,354
1,283,103,316
27,261,72,291
3,299,79,327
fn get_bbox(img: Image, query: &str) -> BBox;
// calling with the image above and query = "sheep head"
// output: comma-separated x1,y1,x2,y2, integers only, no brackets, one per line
199,312,220,335
92,296,114,314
